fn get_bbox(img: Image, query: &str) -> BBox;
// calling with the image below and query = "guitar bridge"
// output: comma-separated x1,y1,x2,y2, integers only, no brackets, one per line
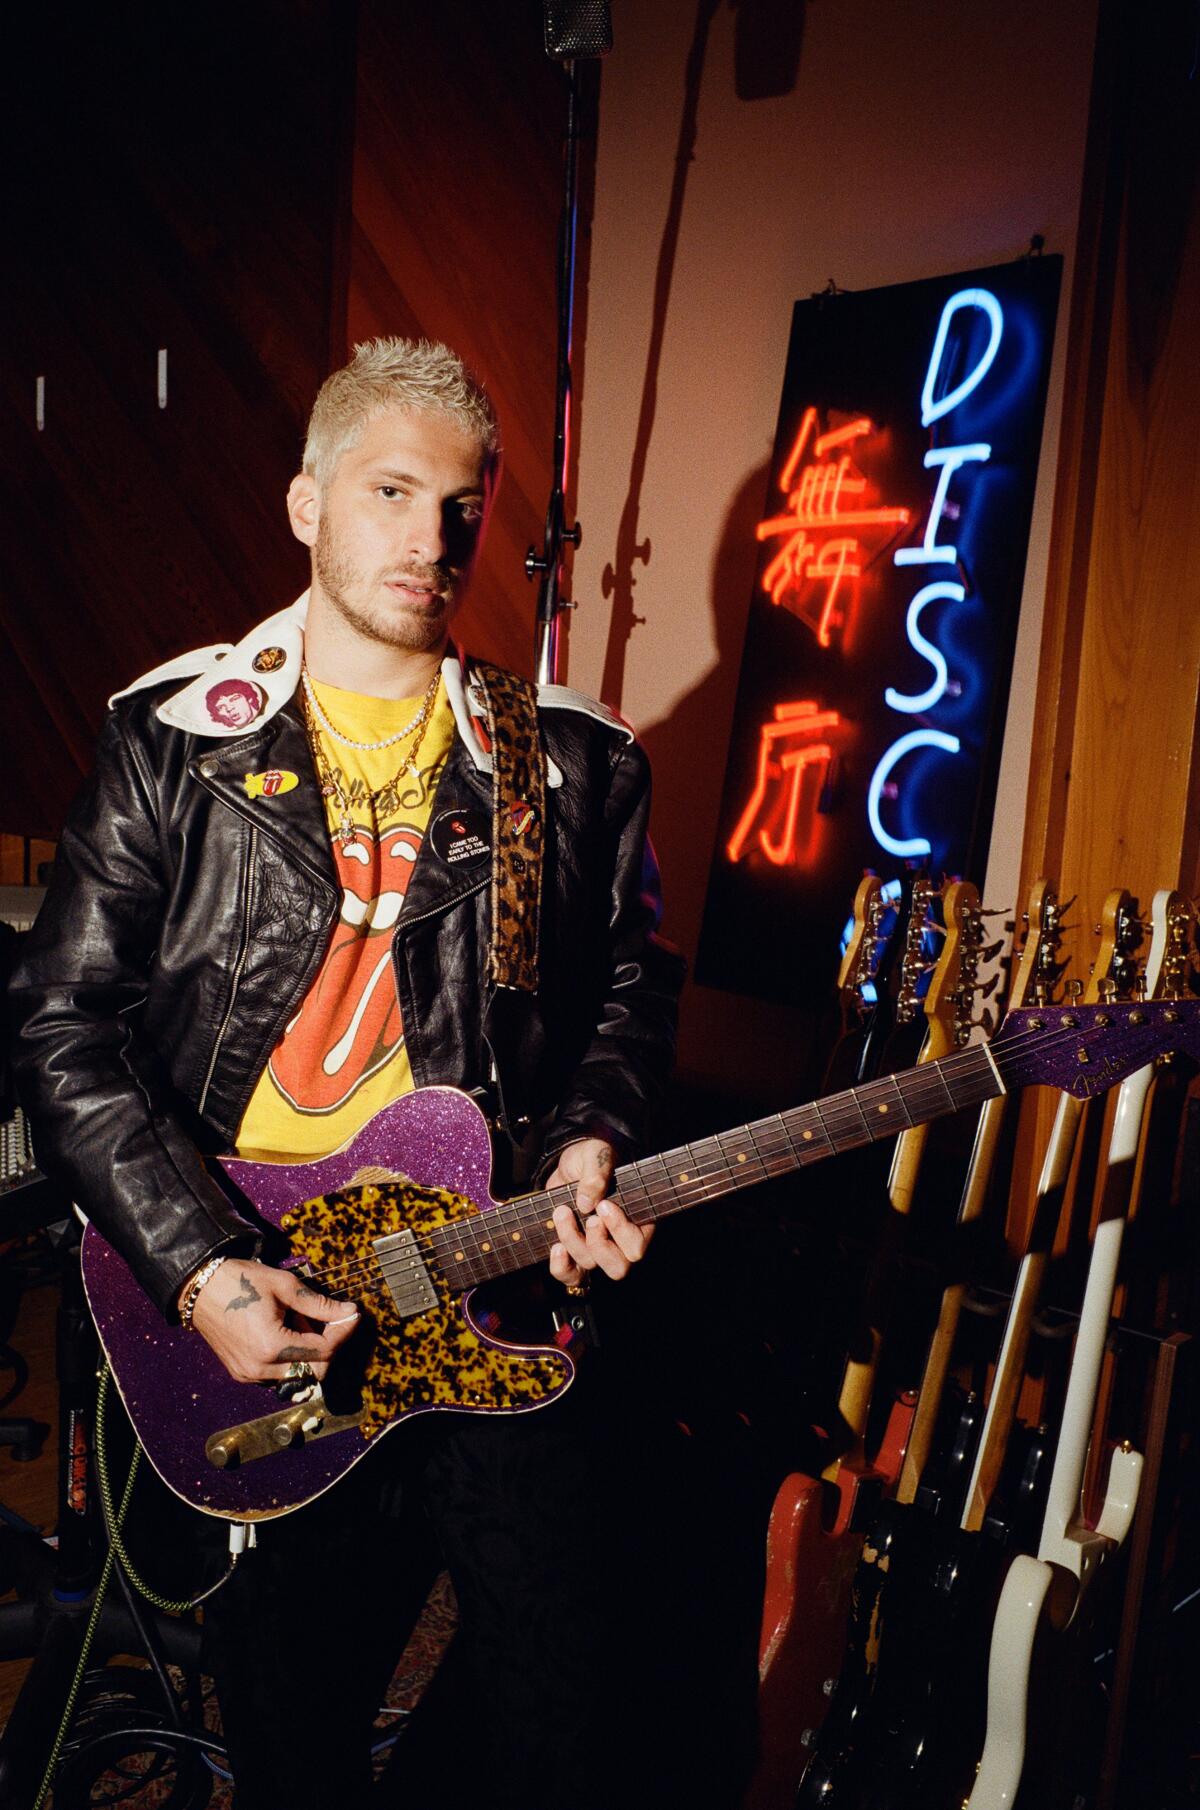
372,1226,439,1318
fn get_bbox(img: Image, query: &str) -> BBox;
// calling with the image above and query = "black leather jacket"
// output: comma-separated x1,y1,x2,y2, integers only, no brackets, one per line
9,669,684,1317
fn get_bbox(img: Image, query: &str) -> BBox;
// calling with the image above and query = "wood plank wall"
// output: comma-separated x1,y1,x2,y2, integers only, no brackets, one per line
344,0,572,675
1,3,575,840
0,4,352,841
1009,0,1200,1255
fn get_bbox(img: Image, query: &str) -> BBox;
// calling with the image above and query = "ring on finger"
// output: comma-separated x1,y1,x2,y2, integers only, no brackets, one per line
277,1359,317,1400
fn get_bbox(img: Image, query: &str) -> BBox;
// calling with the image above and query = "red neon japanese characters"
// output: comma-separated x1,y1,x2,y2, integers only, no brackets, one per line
756,407,910,648
727,700,841,867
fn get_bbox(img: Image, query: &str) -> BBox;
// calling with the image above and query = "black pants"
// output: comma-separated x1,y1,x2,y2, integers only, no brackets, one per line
201,1384,620,1810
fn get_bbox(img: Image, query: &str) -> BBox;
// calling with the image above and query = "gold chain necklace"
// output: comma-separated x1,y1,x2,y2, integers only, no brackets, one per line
301,664,439,750
300,672,442,852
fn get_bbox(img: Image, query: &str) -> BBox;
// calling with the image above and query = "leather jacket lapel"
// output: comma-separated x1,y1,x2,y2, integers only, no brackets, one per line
189,698,495,924
396,732,495,928
187,703,336,894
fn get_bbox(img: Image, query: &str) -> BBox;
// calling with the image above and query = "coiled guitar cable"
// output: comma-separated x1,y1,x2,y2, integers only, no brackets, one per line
31,1360,238,1810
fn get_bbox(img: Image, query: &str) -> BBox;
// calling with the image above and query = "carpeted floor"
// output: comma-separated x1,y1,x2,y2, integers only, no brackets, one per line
64,1570,458,1807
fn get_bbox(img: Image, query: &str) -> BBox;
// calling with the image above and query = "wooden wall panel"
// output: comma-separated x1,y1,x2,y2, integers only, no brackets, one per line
345,0,570,674
0,3,352,838
1010,0,1200,1256
1020,0,1200,943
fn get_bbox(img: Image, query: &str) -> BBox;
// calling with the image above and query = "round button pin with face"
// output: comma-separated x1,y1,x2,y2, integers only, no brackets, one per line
205,678,265,729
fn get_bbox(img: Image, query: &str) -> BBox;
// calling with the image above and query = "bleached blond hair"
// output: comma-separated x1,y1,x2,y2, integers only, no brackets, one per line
302,337,501,491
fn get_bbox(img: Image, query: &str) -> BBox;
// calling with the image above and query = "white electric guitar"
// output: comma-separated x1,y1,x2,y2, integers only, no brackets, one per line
966,889,1192,1809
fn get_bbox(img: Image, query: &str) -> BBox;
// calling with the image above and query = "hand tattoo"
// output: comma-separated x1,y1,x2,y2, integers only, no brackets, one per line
224,1273,262,1313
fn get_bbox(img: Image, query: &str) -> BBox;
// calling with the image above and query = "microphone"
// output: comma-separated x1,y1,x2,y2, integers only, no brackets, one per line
543,0,612,60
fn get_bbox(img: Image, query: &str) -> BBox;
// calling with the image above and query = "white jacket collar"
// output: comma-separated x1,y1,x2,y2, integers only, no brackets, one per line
108,593,566,784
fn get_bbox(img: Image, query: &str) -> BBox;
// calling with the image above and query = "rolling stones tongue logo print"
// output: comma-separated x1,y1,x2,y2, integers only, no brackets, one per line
268,824,423,1112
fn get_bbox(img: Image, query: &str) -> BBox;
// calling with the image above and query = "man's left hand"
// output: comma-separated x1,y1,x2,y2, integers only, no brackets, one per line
546,1137,653,1286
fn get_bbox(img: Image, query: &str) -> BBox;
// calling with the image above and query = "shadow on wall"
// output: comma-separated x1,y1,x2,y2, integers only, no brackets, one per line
588,0,821,1104
596,0,806,712
642,460,832,1110
598,0,722,712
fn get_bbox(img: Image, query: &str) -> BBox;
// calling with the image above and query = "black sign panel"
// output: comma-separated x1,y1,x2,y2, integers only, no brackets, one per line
697,258,1061,1007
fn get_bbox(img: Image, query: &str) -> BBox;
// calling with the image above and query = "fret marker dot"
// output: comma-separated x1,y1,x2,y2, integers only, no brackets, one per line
455,1251,465,1262
878,1103,889,1114
481,1242,491,1252
511,1231,521,1241
679,1172,690,1183
737,1153,747,1163
803,1130,813,1141
545,1220,554,1230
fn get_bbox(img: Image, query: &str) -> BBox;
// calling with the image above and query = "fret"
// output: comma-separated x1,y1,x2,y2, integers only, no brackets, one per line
764,1113,800,1178
719,1122,770,1185
615,1164,655,1223
818,1089,875,1155
744,1119,775,1177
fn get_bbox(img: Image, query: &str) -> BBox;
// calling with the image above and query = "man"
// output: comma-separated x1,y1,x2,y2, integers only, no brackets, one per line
11,338,684,1808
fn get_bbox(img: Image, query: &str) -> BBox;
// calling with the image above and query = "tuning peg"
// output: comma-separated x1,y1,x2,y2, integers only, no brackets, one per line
980,939,1005,962
979,974,1002,998
979,905,1011,918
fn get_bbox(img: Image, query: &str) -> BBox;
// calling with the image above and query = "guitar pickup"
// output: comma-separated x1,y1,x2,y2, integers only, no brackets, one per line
372,1226,439,1318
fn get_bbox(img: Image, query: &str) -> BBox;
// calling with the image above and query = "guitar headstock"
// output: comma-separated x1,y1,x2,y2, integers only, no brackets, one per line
921,880,984,1056
1013,878,1066,1012
837,874,885,1004
1154,890,1200,1002
896,873,940,1025
1088,888,1143,1005
993,997,1200,1097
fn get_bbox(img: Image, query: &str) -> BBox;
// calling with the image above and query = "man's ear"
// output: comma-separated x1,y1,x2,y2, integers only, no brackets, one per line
287,472,320,548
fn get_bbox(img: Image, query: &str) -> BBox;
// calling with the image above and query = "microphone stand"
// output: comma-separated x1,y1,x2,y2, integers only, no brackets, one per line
526,58,586,687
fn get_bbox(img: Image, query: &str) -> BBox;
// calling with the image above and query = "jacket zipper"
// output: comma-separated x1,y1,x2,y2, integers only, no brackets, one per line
198,825,258,1116
391,869,490,937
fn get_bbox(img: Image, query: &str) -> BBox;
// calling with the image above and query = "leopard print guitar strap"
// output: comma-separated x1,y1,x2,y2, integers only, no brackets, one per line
471,662,545,993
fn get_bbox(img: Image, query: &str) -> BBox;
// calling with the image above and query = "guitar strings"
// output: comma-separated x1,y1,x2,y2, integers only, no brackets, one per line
298,1017,1158,1293
288,1013,1158,1297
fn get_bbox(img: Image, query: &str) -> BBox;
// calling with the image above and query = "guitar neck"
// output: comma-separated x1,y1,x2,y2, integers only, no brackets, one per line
434,1042,1004,1290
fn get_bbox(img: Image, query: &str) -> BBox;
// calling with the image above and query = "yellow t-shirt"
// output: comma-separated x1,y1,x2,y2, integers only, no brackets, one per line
236,676,455,1160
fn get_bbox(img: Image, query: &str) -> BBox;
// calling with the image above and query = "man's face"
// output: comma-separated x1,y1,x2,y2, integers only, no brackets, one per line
298,407,491,655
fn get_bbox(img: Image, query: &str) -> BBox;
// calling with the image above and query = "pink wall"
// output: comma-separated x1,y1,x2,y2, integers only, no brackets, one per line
567,0,1099,1100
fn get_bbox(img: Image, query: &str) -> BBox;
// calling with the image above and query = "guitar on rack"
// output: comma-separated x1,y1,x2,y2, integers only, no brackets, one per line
823,872,916,1094
966,890,1192,1810
837,888,1144,1809
80,963,1200,1528
744,877,983,1810
794,877,1059,1808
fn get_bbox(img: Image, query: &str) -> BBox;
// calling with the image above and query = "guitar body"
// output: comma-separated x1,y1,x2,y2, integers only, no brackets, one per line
796,1390,987,1807
80,1087,574,1521
742,1395,914,1810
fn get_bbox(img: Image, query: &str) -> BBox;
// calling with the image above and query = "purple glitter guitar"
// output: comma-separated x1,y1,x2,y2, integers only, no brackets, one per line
81,1000,1200,1520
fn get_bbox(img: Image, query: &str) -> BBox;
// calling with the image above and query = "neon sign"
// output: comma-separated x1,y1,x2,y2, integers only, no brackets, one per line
726,701,841,867
698,258,1061,1009
755,407,910,647
868,288,1003,860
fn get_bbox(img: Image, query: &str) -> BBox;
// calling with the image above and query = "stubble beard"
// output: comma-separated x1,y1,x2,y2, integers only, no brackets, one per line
314,514,455,655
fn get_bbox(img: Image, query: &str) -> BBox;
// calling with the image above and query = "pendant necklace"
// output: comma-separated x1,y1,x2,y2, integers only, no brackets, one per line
300,667,442,852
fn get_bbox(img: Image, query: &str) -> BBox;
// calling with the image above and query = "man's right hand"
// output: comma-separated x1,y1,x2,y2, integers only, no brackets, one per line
184,1258,360,1384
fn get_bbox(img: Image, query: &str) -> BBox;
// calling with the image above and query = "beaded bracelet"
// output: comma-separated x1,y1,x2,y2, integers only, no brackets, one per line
179,1254,228,1330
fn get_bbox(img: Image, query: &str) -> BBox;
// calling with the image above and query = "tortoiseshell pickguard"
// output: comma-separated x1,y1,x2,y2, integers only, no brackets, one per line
280,1179,571,1435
